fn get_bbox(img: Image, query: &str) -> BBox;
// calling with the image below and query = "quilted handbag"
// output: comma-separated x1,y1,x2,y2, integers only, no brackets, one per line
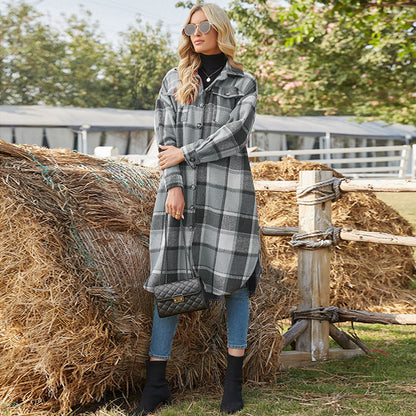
154,277,209,318
154,216,209,318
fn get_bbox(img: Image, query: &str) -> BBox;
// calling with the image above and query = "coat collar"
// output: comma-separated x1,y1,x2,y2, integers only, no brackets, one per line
217,60,244,80
195,60,244,93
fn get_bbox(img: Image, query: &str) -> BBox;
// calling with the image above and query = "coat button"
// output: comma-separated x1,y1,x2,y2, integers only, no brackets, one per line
199,103,204,108
191,184,196,190
225,91,231,96
197,123,202,129
190,205,195,210
190,157,195,162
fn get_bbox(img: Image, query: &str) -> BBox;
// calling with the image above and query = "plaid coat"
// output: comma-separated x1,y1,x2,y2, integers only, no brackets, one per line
144,61,262,298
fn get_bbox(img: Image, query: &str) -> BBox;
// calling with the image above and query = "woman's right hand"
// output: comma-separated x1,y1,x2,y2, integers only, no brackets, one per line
165,187,185,220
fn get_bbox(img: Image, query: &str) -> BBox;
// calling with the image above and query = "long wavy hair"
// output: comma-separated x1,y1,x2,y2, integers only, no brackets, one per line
175,3,243,105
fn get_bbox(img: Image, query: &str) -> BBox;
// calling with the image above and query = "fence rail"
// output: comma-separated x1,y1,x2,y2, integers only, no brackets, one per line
249,144,415,179
95,144,415,179
257,171,416,368
254,179,416,192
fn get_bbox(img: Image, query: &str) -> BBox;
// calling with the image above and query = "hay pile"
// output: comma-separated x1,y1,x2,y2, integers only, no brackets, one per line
0,141,282,413
252,159,416,317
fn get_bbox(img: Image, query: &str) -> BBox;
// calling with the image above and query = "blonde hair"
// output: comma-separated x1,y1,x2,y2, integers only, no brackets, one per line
175,3,243,105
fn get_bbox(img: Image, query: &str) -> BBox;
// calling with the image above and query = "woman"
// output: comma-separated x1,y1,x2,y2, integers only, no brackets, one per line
132,3,261,415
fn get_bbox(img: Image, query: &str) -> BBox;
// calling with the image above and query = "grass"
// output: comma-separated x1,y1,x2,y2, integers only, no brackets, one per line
376,191,416,277
75,324,416,416
375,192,416,231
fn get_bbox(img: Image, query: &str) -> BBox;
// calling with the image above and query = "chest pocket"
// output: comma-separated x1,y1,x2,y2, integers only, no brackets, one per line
177,105,189,123
206,86,244,126
167,88,189,124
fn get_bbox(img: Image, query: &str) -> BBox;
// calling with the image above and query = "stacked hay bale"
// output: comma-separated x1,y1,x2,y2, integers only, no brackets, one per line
252,159,416,316
0,141,282,413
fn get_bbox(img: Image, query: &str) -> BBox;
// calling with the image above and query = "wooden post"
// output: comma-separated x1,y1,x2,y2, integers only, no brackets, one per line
296,170,332,361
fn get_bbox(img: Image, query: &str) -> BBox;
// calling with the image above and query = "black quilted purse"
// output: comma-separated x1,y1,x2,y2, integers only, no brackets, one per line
154,217,209,318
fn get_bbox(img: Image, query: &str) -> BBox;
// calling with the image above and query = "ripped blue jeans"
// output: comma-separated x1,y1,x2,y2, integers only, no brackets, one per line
149,286,249,359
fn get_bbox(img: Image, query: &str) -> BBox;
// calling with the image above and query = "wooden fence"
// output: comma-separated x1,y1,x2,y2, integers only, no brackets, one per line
254,172,416,369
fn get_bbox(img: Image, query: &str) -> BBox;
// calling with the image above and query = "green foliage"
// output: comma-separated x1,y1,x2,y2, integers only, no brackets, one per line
175,1,205,9
0,2,66,104
106,21,177,110
2,0,415,121
0,1,177,109
228,0,416,124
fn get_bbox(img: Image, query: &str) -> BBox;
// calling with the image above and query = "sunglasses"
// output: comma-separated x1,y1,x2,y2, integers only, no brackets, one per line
184,20,214,36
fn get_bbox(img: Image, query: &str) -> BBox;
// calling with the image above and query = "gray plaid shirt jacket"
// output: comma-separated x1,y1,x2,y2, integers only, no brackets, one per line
144,61,262,299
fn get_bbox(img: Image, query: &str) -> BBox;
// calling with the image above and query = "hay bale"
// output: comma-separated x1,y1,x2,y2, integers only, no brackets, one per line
252,158,416,316
0,141,282,413
0,141,160,412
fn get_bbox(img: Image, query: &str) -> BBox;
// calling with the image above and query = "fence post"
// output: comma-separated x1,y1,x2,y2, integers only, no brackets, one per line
399,146,410,179
412,144,416,180
296,170,332,361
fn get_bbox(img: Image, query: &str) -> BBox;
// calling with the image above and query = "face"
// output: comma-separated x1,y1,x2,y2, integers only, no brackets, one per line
188,10,221,55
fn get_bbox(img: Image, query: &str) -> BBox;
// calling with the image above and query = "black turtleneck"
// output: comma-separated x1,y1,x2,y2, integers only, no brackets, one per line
198,52,227,89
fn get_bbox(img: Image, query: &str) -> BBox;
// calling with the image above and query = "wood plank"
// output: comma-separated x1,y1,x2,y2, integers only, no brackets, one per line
340,179,416,192
261,226,297,236
329,323,360,350
254,179,416,193
341,228,416,247
279,349,364,370
296,170,332,361
328,348,365,361
294,306,416,325
253,180,297,192
282,319,309,348
279,351,315,370
262,226,416,248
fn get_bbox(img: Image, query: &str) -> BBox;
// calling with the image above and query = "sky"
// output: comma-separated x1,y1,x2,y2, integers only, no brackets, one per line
15,0,233,46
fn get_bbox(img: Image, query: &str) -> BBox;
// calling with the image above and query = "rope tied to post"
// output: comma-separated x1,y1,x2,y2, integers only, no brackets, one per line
297,177,344,205
290,226,342,249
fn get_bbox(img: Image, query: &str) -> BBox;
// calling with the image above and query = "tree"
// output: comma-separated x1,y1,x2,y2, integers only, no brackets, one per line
105,20,178,110
0,2,177,110
227,0,416,124
0,2,65,105
55,8,111,108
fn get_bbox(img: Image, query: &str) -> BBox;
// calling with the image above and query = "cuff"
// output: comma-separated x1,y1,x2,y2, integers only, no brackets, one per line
181,144,200,169
164,173,183,190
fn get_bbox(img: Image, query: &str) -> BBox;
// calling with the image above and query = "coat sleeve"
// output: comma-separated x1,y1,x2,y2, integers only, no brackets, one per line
180,78,257,168
154,77,183,190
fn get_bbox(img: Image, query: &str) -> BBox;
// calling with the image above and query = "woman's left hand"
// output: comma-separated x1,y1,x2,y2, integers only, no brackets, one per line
158,145,185,170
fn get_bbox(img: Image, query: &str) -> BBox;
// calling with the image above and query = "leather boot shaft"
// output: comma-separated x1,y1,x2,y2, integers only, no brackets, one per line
220,354,244,414
130,360,172,416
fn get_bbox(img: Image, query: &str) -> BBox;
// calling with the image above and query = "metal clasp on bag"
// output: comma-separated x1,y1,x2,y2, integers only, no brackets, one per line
173,296,185,303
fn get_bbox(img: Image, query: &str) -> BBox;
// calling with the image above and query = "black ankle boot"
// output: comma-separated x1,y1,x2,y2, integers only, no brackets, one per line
220,354,244,414
130,360,172,416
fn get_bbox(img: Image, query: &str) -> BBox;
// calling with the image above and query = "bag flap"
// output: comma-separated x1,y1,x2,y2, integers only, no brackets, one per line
154,278,202,301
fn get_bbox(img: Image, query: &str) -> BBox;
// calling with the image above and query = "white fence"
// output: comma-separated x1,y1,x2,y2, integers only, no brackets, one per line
248,144,416,179
94,143,416,180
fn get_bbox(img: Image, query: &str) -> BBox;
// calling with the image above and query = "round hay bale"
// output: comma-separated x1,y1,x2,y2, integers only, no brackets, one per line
252,158,416,316
0,141,159,412
0,141,282,413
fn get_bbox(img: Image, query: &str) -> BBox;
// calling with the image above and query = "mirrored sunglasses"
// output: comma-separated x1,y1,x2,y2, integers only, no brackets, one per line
184,20,213,36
